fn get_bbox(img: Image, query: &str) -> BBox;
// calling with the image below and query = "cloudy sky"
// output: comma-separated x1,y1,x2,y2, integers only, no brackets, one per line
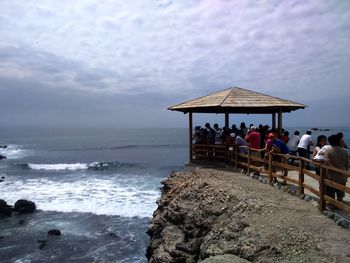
0,0,349,128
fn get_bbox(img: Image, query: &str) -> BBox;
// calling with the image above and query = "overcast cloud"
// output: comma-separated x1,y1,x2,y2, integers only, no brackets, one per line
0,0,349,128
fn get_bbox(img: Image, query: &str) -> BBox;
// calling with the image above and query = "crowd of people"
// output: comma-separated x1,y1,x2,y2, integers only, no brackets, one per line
193,122,349,206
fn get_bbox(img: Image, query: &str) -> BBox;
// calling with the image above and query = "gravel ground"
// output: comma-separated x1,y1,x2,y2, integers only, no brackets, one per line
147,168,350,263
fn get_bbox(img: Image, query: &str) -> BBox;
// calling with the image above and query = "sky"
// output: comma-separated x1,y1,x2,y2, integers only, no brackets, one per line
0,0,350,128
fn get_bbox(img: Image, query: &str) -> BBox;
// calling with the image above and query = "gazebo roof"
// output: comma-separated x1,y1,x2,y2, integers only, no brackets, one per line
168,87,306,114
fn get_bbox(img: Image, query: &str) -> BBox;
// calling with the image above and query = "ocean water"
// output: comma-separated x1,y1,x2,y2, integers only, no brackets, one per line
0,128,187,263
0,127,349,263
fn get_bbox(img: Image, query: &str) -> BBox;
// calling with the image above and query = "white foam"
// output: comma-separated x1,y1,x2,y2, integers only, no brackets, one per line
1,176,159,218
28,163,89,171
0,145,29,159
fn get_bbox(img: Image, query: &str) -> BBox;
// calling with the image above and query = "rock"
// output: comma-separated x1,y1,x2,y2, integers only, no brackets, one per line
18,219,25,225
0,199,12,216
37,239,47,250
200,254,251,263
0,155,7,160
304,195,311,202
48,229,61,236
0,145,7,149
14,199,36,214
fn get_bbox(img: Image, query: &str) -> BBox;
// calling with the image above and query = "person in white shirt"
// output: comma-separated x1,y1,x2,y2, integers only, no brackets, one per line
297,130,314,159
213,123,223,144
287,131,300,156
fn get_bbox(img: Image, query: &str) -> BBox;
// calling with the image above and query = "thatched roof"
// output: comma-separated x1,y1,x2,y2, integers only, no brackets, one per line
168,87,306,114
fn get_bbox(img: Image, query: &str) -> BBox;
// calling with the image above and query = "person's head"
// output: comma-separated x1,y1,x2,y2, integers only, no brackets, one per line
195,126,201,131
250,126,257,132
249,124,254,128
306,130,312,135
294,131,300,136
213,123,219,129
328,134,341,147
284,131,289,136
316,135,327,147
337,132,344,139
231,124,237,129
268,132,276,141
240,122,246,128
205,123,210,128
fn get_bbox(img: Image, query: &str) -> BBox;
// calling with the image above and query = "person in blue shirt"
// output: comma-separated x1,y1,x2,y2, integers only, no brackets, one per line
272,139,290,154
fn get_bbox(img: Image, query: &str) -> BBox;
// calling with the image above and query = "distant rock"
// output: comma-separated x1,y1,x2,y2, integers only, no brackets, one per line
14,199,36,214
0,155,7,160
0,199,12,216
48,229,61,236
0,145,7,149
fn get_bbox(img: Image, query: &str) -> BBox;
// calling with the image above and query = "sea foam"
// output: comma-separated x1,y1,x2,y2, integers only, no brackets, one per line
1,176,159,218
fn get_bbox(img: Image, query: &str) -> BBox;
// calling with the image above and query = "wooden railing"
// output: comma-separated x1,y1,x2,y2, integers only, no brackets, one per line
192,144,350,213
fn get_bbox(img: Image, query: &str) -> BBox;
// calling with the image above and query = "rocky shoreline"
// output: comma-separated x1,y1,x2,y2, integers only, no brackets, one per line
147,169,350,263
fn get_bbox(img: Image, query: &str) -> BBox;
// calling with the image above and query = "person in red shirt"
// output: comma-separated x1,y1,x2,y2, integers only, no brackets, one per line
245,126,261,176
245,126,261,150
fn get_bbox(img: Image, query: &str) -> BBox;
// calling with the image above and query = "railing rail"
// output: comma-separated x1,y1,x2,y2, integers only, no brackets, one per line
191,143,350,213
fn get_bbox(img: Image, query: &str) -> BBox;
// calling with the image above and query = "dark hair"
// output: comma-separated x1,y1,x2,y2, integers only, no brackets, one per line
213,123,219,129
284,131,289,136
205,123,210,127
337,132,344,139
328,134,341,147
240,122,246,128
294,131,300,135
306,130,312,135
316,135,327,147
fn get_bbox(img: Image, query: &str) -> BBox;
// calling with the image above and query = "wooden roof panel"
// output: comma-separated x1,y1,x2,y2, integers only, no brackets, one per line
168,87,306,113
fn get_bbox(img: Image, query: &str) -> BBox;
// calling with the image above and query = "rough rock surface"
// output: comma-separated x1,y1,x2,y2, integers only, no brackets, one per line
147,169,350,263
14,199,36,214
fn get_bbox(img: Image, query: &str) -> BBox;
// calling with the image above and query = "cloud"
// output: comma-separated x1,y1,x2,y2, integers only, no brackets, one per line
0,0,350,127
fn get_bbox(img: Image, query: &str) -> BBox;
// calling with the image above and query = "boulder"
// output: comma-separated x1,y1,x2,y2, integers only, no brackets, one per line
48,229,61,236
0,199,12,216
200,254,251,263
14,199,36,214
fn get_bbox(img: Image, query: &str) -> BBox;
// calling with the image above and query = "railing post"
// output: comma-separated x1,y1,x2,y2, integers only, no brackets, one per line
268,153,273,182
247,148,251,176
319,167,326,211
298,159,304,195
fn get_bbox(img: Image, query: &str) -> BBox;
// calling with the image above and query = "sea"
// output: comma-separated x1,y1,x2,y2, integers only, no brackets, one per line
0,127,349,263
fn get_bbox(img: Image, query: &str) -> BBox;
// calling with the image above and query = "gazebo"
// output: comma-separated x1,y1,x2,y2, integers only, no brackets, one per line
168,87,306,162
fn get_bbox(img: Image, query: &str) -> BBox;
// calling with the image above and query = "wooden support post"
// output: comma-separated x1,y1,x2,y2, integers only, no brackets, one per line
278,108,282,136
189,112,193,162
268,153,273,183
319,167,326,211
247,148,251,176
225,112,229,130
225,112,229,164
298,159,304,195
272,112,276,130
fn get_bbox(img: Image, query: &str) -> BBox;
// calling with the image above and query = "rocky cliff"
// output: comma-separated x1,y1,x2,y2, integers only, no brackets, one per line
147,169,350,263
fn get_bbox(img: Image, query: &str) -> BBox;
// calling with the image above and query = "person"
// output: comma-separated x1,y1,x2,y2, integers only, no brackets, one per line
313,135,330,176
245,126,261,176
297,130,314,159
231,124,238,135
281,131,289,144
312,135,328,161
337,132,348,148
239,122,248,137
245,126,261,150
224,127,234,145
213,123,223,145
324,134,349,204
287,131,300,156
272,138,290,155
193,126,205,144
205,123,215,145
235,131,248,154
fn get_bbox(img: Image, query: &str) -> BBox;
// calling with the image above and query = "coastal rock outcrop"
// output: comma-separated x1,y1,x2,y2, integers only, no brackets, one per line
48,229,61,236
147,169,350,263
14,199,36,214
0,199,12,216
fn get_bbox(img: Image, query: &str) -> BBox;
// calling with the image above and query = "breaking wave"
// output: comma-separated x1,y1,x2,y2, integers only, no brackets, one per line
26,161,123,171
